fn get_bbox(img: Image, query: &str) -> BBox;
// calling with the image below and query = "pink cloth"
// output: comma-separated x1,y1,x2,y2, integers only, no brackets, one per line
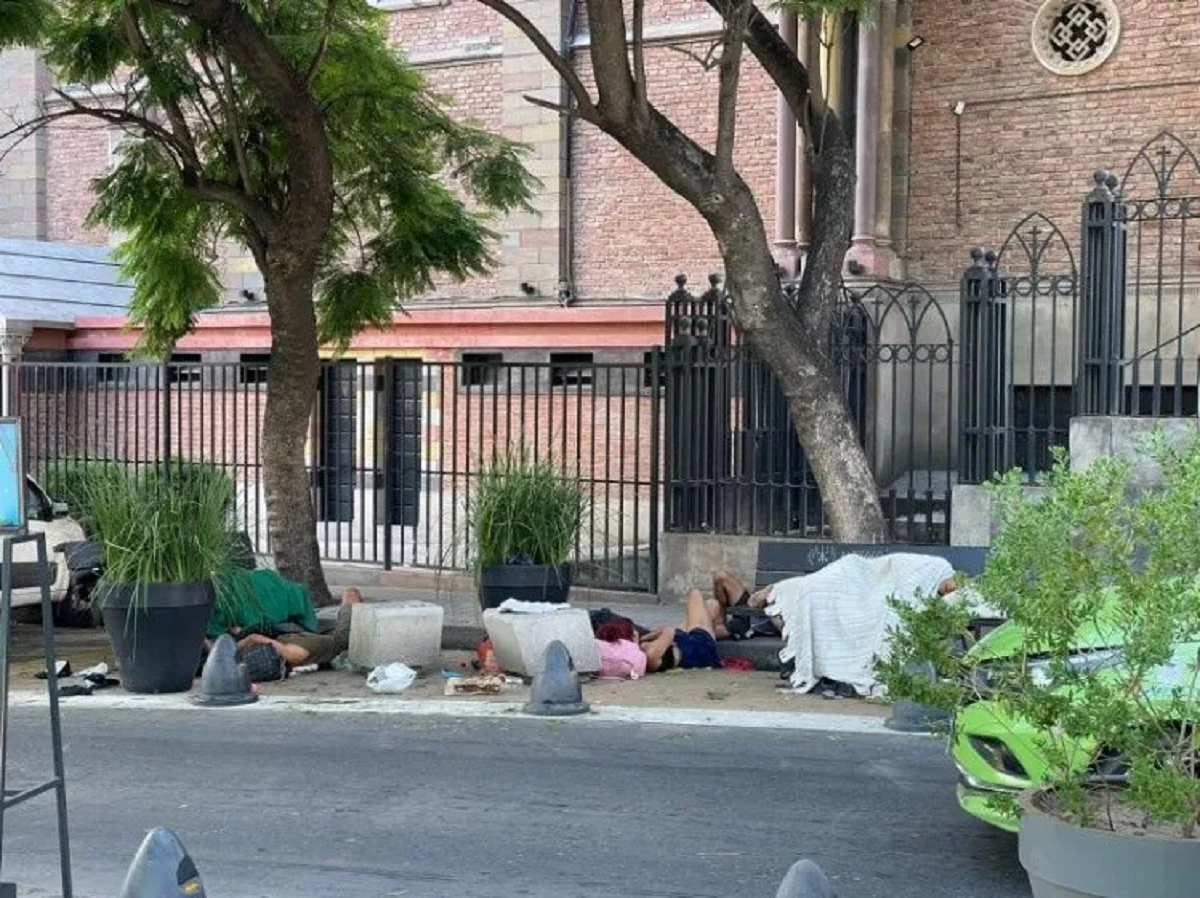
596,638,647,680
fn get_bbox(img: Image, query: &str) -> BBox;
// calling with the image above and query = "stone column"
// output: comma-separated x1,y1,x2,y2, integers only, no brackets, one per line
0,327,31,417
772,11,800,276
0,50,49,239
873,0,898,279
849,4,881,275
796,19,814,267
500,0,567,300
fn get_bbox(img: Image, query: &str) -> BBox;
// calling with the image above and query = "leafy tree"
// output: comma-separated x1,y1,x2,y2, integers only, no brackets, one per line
477,0,886,540
0,0,535,603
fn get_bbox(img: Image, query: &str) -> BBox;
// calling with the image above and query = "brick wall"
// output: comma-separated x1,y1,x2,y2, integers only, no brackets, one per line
45,117,109,244
15,362,656,489
35,2,780,306
904,0,1200,286
571,40,778,300
388,0,504,53
421,58,506,300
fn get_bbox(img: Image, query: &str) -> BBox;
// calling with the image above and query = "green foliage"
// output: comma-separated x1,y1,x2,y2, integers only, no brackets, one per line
469,451,587,567
17,0,536,355
0,0,52,47
881,435,1200,837
43,458,236,534
875,586,977,725
777,0,872,21
41,459,126,532
85,463,236,596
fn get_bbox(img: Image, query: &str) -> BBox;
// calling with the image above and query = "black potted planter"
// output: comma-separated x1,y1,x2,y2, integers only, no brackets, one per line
100,581,215,694
478,562,572,610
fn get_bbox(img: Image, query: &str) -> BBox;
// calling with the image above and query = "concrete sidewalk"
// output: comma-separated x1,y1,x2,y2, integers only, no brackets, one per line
6,571,881,732
7,627,891,734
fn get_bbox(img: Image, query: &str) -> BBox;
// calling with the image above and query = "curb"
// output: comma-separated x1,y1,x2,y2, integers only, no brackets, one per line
6,689,911,736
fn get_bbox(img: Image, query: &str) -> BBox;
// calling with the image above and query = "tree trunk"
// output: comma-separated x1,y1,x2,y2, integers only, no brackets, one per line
713,183,888,544
261,258,335,606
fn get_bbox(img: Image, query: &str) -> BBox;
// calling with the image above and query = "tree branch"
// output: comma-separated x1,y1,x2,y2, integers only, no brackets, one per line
304,0,338,87
583,0,635,120
183,175,273,235
732,3,812,135
47,90,187,158
730,3,852,337
666,40,721,71
191,50,229,139
148,0,335,252
121,6,202,169
210,49,256,196
473,0,597,117
523,94,583,118
632,0,647,109
714,0,749,184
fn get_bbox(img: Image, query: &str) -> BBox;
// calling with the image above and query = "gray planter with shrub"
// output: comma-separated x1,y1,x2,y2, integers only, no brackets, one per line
1020,790,1200,898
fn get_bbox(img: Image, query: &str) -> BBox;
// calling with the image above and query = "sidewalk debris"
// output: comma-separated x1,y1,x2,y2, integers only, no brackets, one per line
444,674,510,696
366,662,417,694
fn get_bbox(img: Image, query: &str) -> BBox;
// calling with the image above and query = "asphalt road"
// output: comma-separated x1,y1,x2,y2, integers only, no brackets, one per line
0,708,1029,898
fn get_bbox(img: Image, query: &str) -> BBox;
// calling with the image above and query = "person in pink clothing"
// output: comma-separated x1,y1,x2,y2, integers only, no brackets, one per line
594,592,727,676
596,636,648,679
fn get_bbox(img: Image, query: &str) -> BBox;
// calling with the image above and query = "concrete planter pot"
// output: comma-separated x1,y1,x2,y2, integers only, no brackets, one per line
1019,789,1200,898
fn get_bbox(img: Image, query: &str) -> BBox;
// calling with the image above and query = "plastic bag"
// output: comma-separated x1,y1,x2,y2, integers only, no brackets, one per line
366,662,417,694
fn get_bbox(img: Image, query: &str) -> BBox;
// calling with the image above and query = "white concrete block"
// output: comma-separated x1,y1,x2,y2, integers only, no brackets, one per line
349,601,444,671
482,608,601,676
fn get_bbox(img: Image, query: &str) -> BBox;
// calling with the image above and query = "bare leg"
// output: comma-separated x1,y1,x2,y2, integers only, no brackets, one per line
712,570,750,609
704,598,729,640
683,589,716,637
747,585,775,610
276,588,363,667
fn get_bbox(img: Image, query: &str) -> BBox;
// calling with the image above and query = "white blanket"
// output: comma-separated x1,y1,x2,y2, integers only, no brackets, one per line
497,599,572,615
766,553,957,697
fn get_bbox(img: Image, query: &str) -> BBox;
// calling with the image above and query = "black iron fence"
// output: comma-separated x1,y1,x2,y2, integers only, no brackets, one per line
10,357,661,592
663,275,957,543
961,132,1200,484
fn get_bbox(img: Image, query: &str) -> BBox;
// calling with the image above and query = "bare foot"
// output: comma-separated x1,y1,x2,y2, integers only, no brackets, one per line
341,587,363,606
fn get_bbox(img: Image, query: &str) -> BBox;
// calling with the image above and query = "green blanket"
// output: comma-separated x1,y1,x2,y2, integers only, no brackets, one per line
207,568,319,638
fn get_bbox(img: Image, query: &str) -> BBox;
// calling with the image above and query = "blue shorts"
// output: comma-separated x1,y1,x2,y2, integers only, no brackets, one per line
674,628,721,670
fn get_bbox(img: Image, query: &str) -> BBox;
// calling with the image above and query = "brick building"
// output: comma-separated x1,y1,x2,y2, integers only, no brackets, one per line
3,0,1198,341
0,1,1196,584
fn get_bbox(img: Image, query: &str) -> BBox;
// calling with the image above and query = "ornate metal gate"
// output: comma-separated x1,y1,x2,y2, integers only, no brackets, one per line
960,131,1200,485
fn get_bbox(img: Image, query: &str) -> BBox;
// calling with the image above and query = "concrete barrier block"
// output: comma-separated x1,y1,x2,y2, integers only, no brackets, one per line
349,601,444,671
482,608,601,676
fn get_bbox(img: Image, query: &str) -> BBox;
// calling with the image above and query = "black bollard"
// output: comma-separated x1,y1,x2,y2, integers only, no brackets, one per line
119,828,207,898
775,859,836,898
192,633,257,707
523,640,590,716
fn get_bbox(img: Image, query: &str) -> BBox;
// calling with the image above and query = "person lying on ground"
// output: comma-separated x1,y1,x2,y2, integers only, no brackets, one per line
638,590,725,672
208,567,320,639
234,588,361,668
701,567,962,637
